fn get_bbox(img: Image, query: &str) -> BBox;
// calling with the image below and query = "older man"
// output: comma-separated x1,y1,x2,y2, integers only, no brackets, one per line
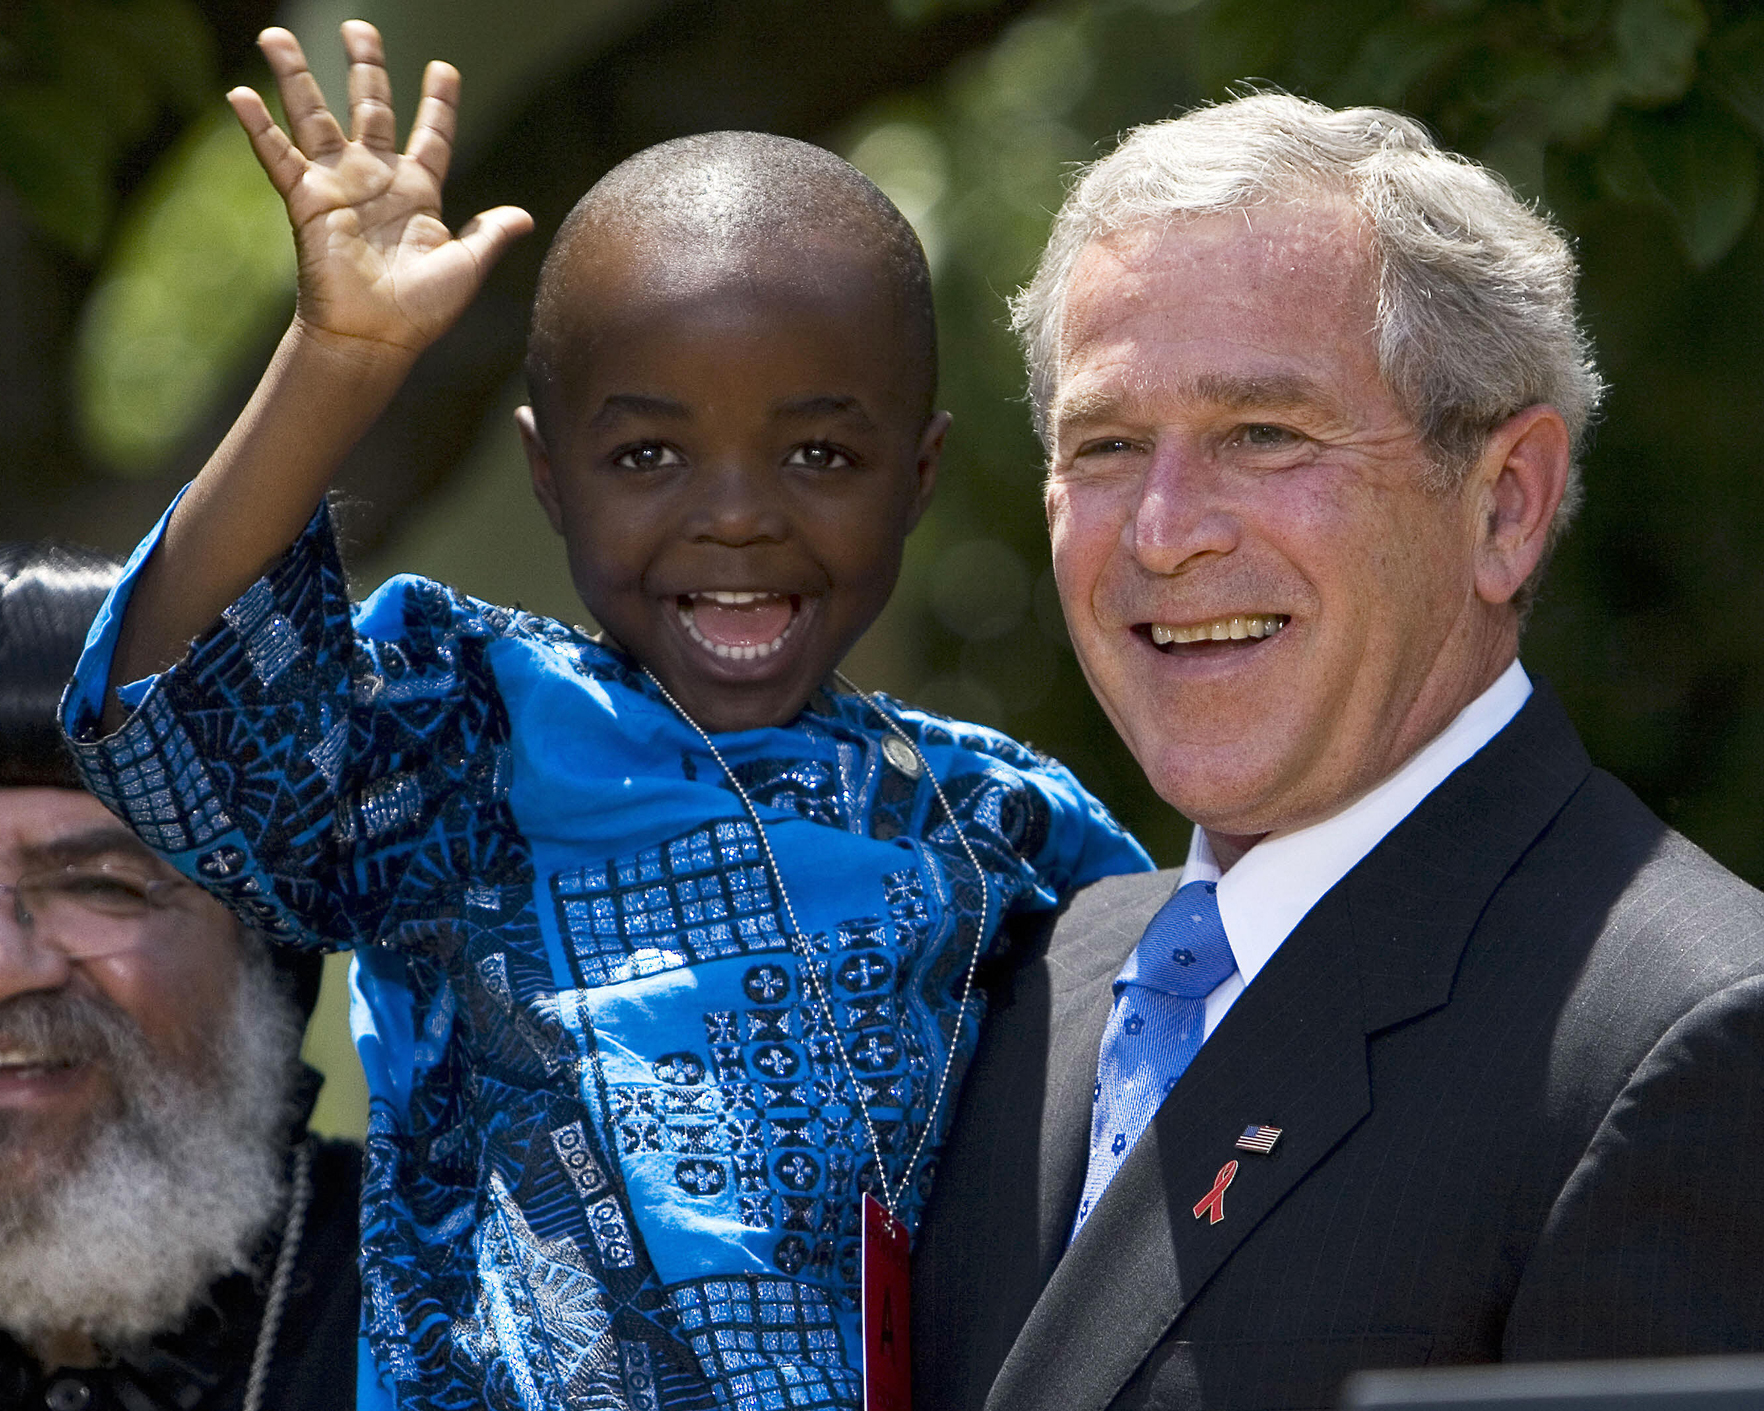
0,543,360,1411
914,95,1764,1410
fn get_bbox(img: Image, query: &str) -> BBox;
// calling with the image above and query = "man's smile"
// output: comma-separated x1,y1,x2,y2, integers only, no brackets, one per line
0,1046,76,1070
676,591,809,663
1145,614,1289,647
0,1045,95,1111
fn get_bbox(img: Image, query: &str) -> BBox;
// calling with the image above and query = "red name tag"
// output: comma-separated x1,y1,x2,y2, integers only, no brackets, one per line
862,1193,911,1411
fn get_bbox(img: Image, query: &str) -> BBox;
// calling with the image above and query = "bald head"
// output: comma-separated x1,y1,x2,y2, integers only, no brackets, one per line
525,131,937,439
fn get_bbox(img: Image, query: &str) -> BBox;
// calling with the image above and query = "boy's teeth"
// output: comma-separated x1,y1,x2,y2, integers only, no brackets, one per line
1149,615,1288,646
678,593,798,660
700,591,768,605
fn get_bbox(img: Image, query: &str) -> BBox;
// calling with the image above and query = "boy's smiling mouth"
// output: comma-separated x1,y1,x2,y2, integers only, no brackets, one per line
677,590,804,661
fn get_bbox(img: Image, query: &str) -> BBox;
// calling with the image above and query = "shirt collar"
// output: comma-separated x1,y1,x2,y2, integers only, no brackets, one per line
1179,659,1532,986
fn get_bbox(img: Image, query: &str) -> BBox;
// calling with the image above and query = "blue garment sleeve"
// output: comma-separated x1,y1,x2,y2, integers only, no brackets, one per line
865,701,1154,939
63,498,521,954
1016,751,1155,901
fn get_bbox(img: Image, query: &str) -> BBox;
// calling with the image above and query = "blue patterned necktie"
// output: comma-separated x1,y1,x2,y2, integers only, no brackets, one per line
1070,880,1237,1240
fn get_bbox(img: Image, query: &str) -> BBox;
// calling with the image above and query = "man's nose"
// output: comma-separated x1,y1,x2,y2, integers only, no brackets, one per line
690,463,789,546
1127,441,1240,574
0,895,73,1003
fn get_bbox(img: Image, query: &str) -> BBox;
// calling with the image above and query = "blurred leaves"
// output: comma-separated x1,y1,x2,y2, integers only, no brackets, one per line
75,105,292,472
1611,0,1706,106
0,0,216,256
1140,0,1763,269
1706,15,1764,139
889,0,1015,24
1601,96,1758,266
1331,15,1477,107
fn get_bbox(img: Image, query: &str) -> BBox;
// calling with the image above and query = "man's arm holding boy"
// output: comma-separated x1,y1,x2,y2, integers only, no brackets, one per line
106,21,529,706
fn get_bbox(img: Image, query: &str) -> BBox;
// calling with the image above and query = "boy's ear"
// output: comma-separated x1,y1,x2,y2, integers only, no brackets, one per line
516,405,566,535
907,411,951,529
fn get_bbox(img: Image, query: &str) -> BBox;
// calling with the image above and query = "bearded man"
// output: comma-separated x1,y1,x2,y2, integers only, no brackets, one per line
0,542,360,1411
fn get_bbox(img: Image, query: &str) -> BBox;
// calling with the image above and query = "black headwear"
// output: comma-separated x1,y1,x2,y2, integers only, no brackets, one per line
0,542,323,1022
0,542,119,790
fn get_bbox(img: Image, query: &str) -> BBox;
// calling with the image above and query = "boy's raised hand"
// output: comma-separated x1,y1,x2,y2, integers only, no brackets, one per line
228,21,532,358
101,21,533,707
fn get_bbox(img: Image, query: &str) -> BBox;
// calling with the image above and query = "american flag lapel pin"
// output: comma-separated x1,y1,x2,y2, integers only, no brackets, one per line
1234,1124,1282,1155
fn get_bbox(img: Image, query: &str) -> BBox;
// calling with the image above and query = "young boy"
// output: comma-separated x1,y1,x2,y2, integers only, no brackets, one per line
63,22,1150,1411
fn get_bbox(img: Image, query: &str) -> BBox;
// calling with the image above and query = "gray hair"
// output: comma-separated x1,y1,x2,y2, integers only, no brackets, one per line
1013,92,1604,573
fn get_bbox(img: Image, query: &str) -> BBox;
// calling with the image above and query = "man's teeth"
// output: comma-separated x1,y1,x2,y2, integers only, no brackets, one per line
1149,615,1288,645
0,1048,65,1068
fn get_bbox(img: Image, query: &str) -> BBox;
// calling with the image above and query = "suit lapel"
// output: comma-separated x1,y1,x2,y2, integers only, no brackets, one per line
984,683,1593,1411
1343,680,1590,1032
987,876,1373,1411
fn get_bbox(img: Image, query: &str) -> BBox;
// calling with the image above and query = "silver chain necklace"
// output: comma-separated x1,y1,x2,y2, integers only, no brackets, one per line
644,669,992,1220
241,1136,313,1411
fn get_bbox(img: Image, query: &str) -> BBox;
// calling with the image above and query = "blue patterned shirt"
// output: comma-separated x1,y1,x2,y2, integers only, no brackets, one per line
64,503,1151,1411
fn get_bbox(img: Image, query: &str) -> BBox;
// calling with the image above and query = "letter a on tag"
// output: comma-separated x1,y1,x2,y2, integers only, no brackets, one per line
863,1193,912,1411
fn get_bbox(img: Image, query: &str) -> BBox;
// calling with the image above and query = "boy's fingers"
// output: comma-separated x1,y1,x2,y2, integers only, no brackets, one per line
342,20,397,155
258,27,345,159
404,61,460,183
227,88,308,198
454,206,535,274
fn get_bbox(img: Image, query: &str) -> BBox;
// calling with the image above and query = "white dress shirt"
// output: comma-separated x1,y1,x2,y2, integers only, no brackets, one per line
1172,659,1533,1041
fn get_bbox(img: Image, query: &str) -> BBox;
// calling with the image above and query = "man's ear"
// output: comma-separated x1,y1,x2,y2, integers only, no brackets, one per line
1470,403,1570,606
907,411,952,530
516,406,566,536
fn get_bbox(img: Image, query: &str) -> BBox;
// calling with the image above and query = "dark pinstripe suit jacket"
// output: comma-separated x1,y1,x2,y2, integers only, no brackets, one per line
913,684,1764,1411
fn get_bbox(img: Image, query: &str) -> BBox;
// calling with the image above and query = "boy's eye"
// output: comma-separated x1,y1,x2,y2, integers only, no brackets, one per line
613,443,685,471
785,443,853,471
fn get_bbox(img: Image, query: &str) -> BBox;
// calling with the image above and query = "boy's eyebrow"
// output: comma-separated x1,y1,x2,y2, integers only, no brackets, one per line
588,394,691,427
586,393,878,430
773,395,875,429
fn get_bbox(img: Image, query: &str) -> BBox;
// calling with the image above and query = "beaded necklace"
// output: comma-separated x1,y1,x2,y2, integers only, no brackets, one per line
643,669,991,1222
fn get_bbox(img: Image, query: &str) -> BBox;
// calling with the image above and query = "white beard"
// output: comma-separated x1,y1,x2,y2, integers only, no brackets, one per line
0,943,304,1348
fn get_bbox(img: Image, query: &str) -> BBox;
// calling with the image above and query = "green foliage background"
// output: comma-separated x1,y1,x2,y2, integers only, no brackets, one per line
6,0,1764,1131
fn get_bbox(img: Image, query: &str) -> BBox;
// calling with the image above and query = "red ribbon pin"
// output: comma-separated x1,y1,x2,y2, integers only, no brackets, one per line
1192,1159,1238,1224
